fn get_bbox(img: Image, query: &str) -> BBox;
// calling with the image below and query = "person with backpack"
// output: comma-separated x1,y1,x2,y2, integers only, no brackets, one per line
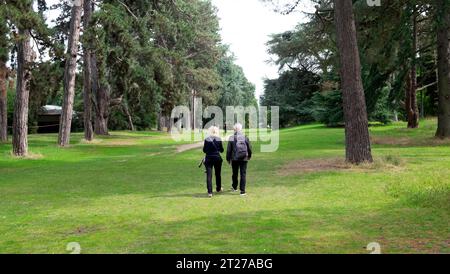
226,123,252,196
203,126,224,198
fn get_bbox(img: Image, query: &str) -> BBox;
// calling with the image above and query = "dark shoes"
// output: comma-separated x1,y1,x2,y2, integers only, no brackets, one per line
209,188,246,197
231,187,246,196
208,188,223,198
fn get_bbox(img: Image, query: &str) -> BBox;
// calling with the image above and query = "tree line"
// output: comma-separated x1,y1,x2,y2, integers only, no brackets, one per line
262,0,450,163
0,0,256,156
1,0,449,165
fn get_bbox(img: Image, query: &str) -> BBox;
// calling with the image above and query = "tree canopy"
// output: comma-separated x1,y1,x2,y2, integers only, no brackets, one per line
263,0,441,128
1,0,256,136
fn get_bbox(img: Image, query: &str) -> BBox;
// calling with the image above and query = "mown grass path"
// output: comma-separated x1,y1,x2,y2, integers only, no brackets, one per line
0,120,448,253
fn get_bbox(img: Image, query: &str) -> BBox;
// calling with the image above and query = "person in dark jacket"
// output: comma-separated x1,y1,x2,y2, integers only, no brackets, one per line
226,123,252,196
203,126,224,198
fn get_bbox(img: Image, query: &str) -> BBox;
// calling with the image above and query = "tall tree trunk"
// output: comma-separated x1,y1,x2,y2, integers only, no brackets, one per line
12,28,32,156
334,0,373,164
58,0,84,146
89,52,109,135
406,69,419,128
0,61,7,142
406,9,419,129
165,115,171,133
83,0,94,141
0,3,8,143
94,83,110,135
436,0,450,138
122,101,135,131
91,45,109,136
157,111,163,131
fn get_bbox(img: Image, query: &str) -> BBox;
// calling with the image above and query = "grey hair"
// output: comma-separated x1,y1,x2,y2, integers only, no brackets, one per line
234,123,243,132
208,126,220,137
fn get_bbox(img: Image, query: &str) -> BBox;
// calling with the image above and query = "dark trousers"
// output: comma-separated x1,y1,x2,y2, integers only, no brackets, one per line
205,158,222,194
232,161,248,193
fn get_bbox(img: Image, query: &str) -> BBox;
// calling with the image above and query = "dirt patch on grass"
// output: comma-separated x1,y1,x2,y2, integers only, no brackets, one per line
82,136,160,146
146,152,162,157
79,138,140,146
79,139,103,145
176,142,203,153
9,152,43,160
279,158,352,176
371,136,413,146
399,238,449,254
66,226,101,236
279,156,404,176
25,152,44,160
371,136,450,146
102,139,140,146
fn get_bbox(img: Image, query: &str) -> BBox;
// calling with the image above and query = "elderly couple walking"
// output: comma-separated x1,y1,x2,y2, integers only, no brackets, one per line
202,123,252,198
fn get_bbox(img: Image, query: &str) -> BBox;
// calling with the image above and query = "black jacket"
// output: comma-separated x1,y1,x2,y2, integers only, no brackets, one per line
203,136,224,161
226,133,252,162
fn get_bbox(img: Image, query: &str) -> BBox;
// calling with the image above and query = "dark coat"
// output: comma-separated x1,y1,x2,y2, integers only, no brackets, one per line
226,132,252,162
203,136,224,163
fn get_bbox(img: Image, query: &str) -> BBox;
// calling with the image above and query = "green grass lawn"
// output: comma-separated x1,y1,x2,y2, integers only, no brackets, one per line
0,119,449,254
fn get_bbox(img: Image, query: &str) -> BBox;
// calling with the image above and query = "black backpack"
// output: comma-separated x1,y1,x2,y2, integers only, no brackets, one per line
235,134,248,160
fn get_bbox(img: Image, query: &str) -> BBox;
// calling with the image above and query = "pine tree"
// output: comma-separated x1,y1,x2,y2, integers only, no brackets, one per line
83,0,94,141
0,4,10,142
435,0,450,138
334,0,373,164
12,0,34,156
406,6,419,129
58,0,84,146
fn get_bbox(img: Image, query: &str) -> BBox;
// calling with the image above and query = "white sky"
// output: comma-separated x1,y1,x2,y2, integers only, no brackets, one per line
211,0,313,99
43,0,313,100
